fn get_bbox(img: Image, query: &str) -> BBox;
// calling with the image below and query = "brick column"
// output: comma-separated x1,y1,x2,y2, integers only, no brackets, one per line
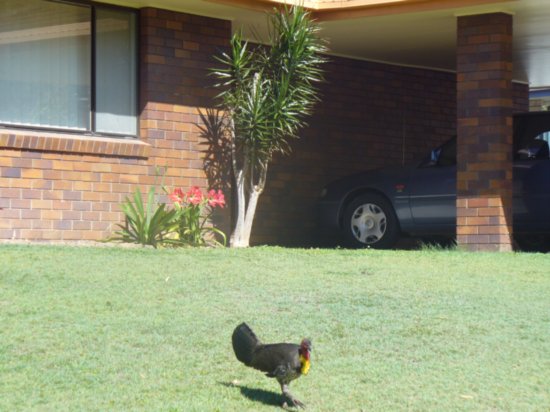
456,13,514,252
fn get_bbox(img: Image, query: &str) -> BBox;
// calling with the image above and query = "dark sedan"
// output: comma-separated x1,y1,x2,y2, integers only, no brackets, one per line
318,112,550,249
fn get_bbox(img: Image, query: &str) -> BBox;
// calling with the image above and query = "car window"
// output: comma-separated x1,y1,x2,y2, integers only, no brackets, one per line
438,138,456,166
420,138,456,168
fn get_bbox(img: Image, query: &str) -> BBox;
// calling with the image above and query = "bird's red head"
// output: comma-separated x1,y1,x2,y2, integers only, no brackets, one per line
300,338,312,360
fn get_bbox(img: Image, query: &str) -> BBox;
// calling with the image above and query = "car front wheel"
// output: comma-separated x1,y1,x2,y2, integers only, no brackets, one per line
342,194,400,249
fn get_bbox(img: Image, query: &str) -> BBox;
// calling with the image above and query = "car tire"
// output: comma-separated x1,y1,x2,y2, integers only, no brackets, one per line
342,193,400,249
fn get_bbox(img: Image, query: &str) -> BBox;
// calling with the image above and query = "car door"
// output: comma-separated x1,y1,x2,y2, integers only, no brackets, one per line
408,138,456,231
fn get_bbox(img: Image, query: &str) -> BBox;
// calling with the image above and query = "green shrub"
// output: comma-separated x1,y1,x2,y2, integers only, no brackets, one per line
113,186,179,248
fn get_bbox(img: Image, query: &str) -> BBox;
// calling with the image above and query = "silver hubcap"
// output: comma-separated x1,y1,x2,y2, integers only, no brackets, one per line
350,203,387,245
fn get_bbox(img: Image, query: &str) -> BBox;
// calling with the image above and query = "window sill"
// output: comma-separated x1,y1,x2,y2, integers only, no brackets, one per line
0,129,150,158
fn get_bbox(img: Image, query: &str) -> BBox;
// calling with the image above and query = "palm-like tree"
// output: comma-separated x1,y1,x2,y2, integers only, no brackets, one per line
213,6,327,247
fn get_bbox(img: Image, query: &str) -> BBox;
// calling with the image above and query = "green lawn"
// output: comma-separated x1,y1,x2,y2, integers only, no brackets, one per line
1,245,549,411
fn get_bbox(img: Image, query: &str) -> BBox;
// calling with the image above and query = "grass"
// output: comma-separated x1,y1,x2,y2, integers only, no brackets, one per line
1,245,549,411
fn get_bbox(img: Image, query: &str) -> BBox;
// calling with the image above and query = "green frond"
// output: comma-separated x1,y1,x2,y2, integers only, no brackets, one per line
212,4,327,164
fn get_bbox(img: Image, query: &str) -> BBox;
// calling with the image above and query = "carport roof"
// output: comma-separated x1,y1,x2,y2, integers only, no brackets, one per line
112,0,550,88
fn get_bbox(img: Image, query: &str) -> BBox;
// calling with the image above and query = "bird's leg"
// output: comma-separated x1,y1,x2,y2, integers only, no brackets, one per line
280,383,305,409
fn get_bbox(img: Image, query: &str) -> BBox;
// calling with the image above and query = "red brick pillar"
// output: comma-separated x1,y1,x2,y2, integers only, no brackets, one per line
456,13,514,252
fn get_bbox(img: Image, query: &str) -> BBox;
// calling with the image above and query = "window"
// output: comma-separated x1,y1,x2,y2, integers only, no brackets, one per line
0,0,137,136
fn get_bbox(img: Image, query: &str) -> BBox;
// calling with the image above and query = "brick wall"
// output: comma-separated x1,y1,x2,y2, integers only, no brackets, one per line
0,135,148,241
0,7,231,242
514,82,529,112
456,12,514,252
139,7,232,234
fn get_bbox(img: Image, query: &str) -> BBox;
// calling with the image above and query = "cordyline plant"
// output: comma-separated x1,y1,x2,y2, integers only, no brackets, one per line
212,5,327,247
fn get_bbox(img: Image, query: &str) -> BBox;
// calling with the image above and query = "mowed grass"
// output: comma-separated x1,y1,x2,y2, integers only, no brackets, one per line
1,245,549,412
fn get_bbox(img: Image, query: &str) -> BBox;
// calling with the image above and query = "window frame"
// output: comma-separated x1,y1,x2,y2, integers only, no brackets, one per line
0,0,139,139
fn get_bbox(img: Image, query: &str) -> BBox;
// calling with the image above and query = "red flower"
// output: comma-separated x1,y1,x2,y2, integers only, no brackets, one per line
170,188,184,205
186,186,203,205
207,189,225,208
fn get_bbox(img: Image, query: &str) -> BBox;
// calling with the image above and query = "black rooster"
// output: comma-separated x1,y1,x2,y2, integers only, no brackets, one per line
231,322,312,409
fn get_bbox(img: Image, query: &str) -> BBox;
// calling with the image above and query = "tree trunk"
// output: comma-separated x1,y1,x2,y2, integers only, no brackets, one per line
228,116,247,248
230,161,268,248
230,168,247,247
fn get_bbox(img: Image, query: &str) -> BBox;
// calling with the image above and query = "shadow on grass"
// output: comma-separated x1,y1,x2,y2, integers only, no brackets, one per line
219,381,282,407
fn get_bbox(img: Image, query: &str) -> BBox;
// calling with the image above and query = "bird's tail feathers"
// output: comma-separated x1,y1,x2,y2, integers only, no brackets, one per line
232,322,261,366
